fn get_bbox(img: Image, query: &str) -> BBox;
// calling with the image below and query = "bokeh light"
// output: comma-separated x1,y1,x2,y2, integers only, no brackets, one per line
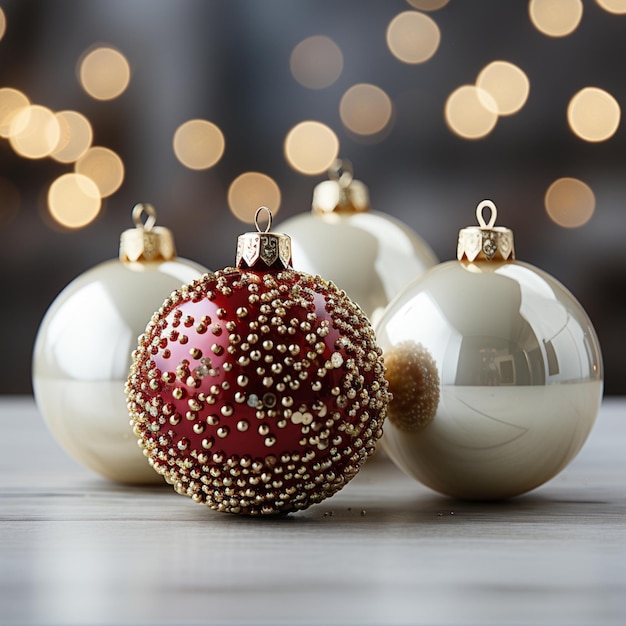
52,110,93,163
476,61,530,116
595,0,626,13
406,0,449,10
173,119,225,170
529,0,583,37
75,146,124,197
0,176,20,228
545,177,595,228
0,88,30,138
0,8,6,41
227,172,281,223
290,36,343,89
445,85,498,139
78,46,131,100
386,11,441,64
9,105,61,159
284,121,339,175
339,83,393,135
48,173,102,229
567,87,620,142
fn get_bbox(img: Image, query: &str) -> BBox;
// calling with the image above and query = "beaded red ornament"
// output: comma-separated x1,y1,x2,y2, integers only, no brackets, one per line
126,208,390,515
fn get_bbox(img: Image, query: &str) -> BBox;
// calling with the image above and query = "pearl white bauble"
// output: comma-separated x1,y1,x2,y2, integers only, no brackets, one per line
277,160,437,324
376,201,603,500
32,205,208,483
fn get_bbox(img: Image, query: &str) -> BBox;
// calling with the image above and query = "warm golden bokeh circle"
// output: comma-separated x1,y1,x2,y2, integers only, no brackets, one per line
567,87,621,142
386,11,441,64
529,0,583,37
476,61,530,116
284,121,339,175
52,110,93,163
595,0,626,13
339,84,393,136
78,46,131,100
545,177,595,228
290,36,343,89
227,172,281,224
405,0,449,10
48,173,102,229
0,88,30,138
173,119,225,170
9,105,61,159
75,146,125,197
445,85,498,139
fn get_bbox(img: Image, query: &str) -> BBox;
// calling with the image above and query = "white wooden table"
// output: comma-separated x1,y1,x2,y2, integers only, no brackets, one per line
1,396,625,625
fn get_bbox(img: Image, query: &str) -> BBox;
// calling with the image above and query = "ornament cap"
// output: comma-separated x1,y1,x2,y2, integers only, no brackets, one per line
119,203,177,263
457,200,515,262
236,206,293,270
311,158,370,215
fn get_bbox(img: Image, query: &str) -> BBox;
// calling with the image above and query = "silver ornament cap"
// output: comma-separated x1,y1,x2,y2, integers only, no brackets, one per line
457,200,515,262
119,203,177,263
236,206,293,270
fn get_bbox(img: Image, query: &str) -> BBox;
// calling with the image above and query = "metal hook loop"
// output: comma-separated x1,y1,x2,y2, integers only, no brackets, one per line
254,206,272,233
476,200,497,229
132,203,157,232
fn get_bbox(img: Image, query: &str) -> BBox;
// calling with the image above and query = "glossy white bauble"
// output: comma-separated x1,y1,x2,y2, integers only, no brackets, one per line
279,210,437,325
376,259,603,500
33,257,208,483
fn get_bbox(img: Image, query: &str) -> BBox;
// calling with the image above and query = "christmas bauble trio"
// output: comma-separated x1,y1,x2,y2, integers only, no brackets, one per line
32,162,603,514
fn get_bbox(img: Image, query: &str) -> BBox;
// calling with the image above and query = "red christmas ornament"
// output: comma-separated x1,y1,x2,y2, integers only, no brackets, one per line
126,208,390,515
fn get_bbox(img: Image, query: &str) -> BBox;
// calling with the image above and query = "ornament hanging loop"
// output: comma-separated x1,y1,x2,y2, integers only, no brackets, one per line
457,199,515,263
254,206,272,233
120,203,176,263
132,203,157,232
476,200,497,230
329,158,354,188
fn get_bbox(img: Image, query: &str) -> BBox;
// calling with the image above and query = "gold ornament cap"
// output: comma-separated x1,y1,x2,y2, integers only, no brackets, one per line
457,200,515,262
236,207,293,270
119,203,177,263
311,158,370,215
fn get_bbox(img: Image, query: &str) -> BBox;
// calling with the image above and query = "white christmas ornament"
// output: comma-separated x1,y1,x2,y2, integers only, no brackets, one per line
277,159,437,324
376,200,603,500
32,203,209,483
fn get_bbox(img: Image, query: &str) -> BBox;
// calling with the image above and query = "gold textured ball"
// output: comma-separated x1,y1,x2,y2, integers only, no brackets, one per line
384,340,440,432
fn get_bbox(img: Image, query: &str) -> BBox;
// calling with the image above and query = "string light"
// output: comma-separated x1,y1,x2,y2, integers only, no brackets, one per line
78,46,131,100
405,0,449,10
386,10,441,64
529,0,583,37
0,88,30,138
173,119,225,170
227,172,281,223
595,0,626,13
51,110,93,164
74,146,125,197
284,121,339,175
476,61,530,116
290,36,343,89
47,173,102,229
545,177,595,228
567,87,621,142
445,85,498,139
8,105,61,159
0,7,6,42
339,84,393,136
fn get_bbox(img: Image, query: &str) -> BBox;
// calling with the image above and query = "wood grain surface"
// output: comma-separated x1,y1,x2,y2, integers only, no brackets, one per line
1,396,624,625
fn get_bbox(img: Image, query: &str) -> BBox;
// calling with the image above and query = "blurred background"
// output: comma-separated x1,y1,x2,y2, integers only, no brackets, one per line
1,0,625,395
